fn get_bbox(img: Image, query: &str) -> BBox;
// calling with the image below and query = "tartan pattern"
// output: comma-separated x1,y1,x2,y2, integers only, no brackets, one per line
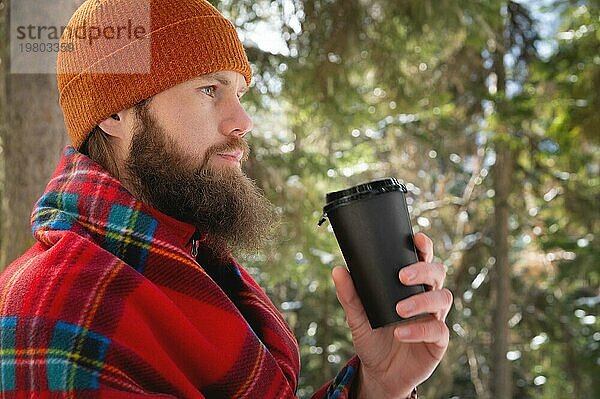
105,204,158,273
0,316,112,392
0,146,358,398
47,320,111,391
0,317,17,390
326,357,358,399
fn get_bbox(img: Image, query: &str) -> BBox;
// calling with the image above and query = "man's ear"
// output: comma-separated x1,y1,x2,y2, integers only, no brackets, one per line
98,113,125,138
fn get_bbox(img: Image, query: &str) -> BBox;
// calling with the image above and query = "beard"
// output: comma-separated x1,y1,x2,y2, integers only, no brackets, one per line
123,102,277,261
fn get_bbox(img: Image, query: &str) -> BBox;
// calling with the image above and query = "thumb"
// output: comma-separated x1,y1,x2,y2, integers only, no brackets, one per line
332,266,372,334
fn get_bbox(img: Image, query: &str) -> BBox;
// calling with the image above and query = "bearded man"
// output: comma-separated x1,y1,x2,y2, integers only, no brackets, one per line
0,0,453,397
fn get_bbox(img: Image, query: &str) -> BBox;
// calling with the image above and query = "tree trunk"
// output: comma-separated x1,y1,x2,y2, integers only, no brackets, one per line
0,1,70,270
491,145,513,399
0,0,8,270
0,75,68,270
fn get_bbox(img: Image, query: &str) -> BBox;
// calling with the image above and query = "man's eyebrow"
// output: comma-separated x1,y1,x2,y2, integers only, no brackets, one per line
201,72,249,94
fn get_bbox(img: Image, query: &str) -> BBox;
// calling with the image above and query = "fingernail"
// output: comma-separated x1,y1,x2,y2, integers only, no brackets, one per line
401,269,416,282
397,300,416,315
396,326,411,338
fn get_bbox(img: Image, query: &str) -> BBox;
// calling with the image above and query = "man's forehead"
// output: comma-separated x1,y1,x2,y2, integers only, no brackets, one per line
190,71,248,87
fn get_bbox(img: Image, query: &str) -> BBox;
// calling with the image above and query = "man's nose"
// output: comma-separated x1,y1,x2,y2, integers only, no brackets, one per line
220,99,253,138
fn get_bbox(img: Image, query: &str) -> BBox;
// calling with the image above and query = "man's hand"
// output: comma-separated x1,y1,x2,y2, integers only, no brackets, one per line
332,232,453,398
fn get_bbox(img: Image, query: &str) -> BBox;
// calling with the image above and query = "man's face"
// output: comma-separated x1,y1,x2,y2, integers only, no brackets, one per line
122,70,276,259
124,70,252,166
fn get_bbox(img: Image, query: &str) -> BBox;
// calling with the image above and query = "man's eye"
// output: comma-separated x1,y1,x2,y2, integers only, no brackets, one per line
200,86,216,97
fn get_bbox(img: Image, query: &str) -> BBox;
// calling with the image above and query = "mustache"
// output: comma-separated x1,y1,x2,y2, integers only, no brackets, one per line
200,138,250,170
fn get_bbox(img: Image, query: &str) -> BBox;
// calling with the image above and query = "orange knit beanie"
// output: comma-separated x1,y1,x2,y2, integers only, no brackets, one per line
57,0,252,149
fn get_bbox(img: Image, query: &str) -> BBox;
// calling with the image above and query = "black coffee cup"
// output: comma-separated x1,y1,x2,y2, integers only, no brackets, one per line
319,178,426,328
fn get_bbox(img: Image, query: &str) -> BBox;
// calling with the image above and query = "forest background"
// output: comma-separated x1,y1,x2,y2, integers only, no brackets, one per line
0,0,598,397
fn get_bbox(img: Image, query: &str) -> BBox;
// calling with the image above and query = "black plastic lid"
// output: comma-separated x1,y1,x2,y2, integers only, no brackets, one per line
318,178,407,225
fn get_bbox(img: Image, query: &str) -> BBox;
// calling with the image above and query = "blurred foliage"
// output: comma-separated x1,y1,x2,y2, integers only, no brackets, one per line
211,0,600,397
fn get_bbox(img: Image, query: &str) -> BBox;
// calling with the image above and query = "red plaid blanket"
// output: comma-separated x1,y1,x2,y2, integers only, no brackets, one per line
0,147,358,398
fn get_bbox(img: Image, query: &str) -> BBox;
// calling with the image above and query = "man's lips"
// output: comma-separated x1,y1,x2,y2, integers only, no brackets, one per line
216,150,244,163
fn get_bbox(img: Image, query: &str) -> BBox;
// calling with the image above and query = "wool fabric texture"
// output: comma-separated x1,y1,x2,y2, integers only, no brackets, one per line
0,147,360,398
57,0,252,149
